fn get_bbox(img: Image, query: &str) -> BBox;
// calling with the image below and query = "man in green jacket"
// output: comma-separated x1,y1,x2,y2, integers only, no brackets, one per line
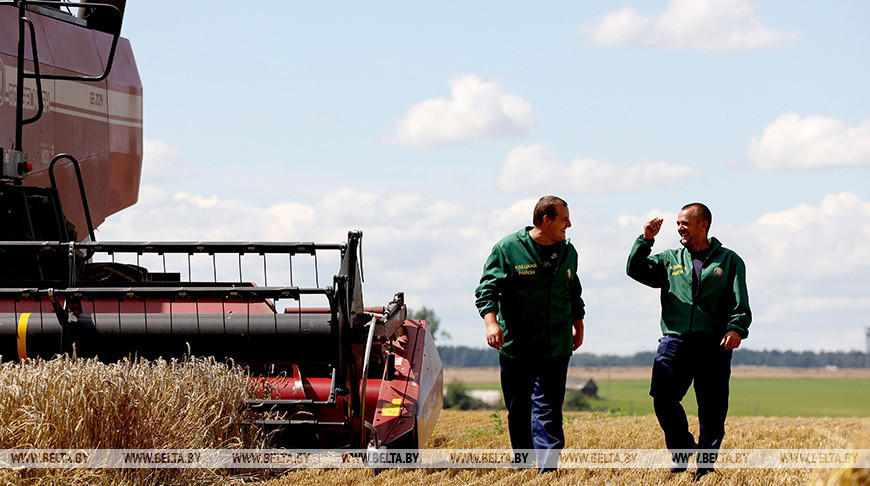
475,195,585,472
626,203,751,481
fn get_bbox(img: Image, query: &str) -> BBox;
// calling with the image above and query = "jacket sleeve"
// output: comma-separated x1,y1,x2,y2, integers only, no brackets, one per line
571,270,585,322
727,256,752,339
475,245,508,318
626,235,666,288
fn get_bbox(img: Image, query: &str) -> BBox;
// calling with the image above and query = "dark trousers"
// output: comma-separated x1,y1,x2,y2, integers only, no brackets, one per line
499,355,570,472
650,334,732,454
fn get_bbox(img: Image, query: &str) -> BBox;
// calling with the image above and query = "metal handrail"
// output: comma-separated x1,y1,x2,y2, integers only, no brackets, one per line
48,154,95,242
0,285,334,301
12,0,124,148
18,15,44,127
358,294,403,446
0,241,344,254
358,306,379,444
21,1,123,82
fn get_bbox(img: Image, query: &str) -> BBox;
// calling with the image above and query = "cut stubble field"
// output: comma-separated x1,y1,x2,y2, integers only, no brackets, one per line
265,411,870,486
262,368,870,485
1,359,866,486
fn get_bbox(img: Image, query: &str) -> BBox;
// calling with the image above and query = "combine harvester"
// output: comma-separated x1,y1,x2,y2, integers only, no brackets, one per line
0,0,442,450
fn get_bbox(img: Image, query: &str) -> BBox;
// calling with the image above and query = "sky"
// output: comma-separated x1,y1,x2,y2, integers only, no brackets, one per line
97,0,870,355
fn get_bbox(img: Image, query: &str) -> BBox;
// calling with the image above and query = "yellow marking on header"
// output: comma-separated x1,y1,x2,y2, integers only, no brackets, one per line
381,398,403,417
17,313,30,362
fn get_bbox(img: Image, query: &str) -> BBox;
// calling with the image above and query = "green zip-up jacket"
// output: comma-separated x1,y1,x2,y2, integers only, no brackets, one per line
475,227,585,358
626,235,751,339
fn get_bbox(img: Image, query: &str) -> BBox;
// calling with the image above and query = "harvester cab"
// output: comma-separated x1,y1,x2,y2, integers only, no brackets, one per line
0,1,443,450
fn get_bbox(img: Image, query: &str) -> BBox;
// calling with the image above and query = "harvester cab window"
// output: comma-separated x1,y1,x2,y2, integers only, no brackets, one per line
76,0,126,34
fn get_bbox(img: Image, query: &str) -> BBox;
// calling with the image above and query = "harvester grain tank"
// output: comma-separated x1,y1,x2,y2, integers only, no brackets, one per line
0,0,442,450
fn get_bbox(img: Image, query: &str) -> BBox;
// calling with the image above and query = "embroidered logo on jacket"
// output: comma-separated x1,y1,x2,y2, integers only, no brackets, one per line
670,264,683,276
516,263,537,276
713,267,724,277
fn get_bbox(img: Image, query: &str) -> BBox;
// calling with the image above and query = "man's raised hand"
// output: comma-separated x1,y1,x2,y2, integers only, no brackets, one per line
644,218,663,239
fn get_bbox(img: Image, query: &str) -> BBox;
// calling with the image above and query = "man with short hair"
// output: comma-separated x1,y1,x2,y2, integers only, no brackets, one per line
626,203,751,480
475,195,585,472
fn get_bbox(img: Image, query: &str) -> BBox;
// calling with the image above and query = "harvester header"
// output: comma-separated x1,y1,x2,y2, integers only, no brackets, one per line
0,1,442,450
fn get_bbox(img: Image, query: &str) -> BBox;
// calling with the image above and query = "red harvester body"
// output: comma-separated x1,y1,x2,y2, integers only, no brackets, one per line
0,1,442,450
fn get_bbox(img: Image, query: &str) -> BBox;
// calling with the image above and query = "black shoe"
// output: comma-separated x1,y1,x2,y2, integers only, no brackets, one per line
668,451,692,473
669,437,696,473
693,467,714,481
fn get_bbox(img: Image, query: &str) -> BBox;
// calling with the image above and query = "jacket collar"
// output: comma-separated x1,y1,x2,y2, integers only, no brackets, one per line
517,226,570,246
680,236,723,254
517,226,569,264
516,226,571,248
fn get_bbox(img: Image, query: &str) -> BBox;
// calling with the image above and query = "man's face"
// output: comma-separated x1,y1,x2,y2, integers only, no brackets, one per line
676,207,708,249
544,205,571,241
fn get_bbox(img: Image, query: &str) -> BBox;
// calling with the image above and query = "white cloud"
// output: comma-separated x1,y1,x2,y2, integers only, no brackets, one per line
579,7,650,46
496,144,702,193
744,192,870,271
384,74,533,147
142,139,183,182
617,209,670,230
98,187,870,354
496,145,563,191
757,297,870,325
747,114,870,171
98,188,533,349
580,0,801,50
723,193,870,343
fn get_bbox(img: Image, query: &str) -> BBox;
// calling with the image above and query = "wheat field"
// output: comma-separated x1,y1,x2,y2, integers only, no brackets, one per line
263,411,870,486
0,358,867,485
0,356,264,485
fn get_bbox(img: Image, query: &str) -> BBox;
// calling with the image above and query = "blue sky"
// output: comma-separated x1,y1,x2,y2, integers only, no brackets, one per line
99,0,870,355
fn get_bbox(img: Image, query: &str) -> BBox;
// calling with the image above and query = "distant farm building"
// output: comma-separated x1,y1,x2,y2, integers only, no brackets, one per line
466,389,503,407
566,377,599,399
459,377,598,408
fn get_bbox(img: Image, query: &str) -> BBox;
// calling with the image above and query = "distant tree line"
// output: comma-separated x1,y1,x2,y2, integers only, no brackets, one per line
731,349,867,368
437,345,869,369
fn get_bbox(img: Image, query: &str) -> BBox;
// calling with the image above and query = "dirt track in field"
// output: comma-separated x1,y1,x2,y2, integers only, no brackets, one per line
444,366,870,384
